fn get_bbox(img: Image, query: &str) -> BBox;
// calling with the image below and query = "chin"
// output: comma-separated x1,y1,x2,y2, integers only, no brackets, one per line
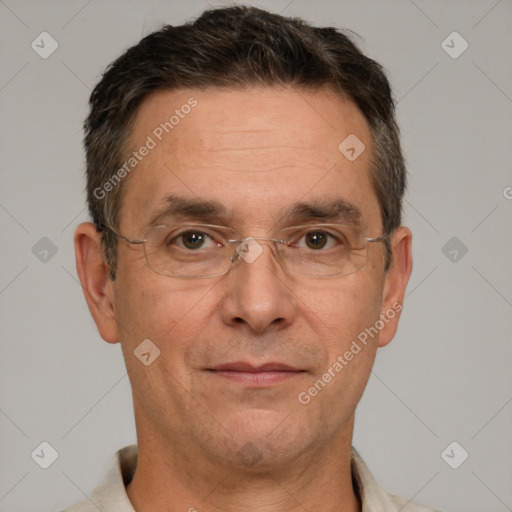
213,408,316,470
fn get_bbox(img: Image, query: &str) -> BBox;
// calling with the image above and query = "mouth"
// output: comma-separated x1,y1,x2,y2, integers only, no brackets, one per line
206,362,306,387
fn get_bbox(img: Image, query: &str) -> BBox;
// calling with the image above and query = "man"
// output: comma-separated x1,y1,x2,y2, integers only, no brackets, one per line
68,5,437,511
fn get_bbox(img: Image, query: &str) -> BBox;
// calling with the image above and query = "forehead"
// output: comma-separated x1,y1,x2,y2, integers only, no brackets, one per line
120,86,380,232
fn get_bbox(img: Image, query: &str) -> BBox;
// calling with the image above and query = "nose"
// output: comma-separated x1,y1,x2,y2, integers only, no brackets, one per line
219,239,297,333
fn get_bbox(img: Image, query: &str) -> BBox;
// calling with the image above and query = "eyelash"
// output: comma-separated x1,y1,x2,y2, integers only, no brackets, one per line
169,229,345,250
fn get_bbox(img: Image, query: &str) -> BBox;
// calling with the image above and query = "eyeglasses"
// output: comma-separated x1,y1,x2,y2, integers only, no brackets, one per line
102,223,389,279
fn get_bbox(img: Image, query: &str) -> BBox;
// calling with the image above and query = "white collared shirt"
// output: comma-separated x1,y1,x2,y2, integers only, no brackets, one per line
61,445,440,512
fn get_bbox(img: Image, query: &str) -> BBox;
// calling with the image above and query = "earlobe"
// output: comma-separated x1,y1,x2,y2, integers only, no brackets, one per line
378,226,413,348
74,222,120,344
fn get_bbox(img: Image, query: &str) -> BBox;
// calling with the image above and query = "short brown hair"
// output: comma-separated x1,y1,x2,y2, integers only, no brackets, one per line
84,5,406,279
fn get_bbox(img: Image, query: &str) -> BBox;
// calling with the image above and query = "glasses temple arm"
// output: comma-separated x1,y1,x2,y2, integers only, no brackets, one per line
98,223,145,245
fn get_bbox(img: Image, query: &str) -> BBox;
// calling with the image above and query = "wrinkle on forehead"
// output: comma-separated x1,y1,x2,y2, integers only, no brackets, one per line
129,85,368,153
120,86,379,233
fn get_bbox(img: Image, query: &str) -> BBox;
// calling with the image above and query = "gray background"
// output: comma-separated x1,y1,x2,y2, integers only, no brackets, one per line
0,0,511,510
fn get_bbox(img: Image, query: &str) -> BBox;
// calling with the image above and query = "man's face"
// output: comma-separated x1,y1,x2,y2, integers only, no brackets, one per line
109,86,402,468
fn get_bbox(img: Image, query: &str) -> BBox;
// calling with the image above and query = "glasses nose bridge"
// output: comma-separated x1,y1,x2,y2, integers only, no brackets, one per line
248,236,288,245
229,235,288,267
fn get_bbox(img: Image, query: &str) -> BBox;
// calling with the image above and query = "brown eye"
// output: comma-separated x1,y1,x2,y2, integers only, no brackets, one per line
304,231,329,250
180,231,208,250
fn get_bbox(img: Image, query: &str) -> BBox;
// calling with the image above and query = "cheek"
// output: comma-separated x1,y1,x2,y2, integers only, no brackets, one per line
295,278,382,426
113,277,221,418
113,271,218,356
298,273,383,349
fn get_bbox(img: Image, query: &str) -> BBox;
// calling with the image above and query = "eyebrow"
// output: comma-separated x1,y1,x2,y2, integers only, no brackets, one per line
147,195,364,229
281,199,364,228
147,195,229,227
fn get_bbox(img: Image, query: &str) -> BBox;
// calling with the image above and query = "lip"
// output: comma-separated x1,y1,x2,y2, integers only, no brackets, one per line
207,362,305,386
209,362,300,372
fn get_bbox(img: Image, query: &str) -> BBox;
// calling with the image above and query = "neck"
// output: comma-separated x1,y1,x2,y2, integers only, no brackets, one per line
126,421,360,512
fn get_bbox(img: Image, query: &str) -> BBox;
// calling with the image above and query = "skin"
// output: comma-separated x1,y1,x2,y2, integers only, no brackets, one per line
75,86,412,512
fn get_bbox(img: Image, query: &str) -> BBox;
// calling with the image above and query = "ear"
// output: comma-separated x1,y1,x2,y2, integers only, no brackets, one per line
74,222,119,343
378,226,413,348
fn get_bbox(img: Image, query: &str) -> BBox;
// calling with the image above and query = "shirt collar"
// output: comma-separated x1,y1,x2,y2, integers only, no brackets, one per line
350,447,404,511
